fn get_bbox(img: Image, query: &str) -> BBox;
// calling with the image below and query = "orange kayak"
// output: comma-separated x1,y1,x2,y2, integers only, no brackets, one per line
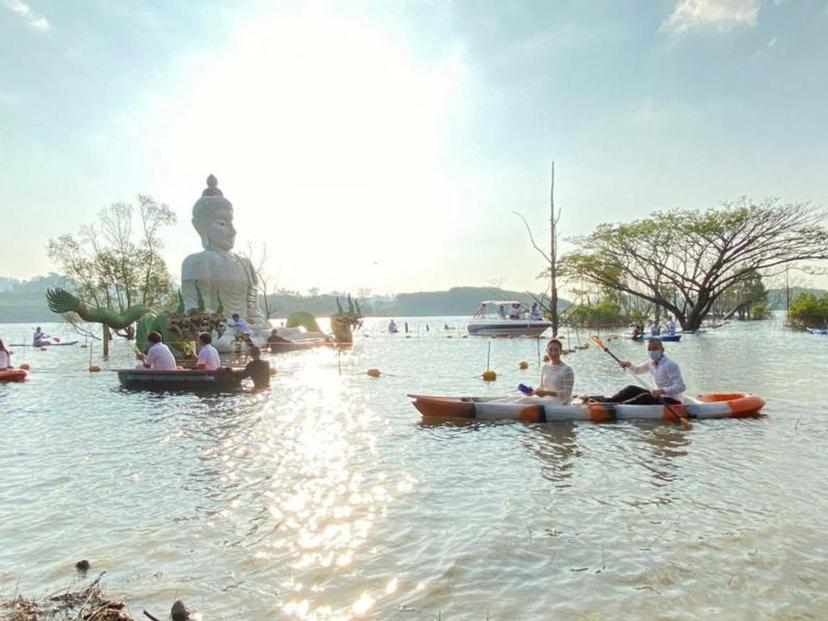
0,369,28,382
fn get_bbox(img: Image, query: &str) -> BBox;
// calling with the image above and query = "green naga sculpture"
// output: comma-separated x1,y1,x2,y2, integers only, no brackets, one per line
46,288,152,330
46,287,154,356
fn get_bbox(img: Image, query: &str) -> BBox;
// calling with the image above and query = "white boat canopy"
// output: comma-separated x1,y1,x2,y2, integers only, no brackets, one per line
479,300,524,306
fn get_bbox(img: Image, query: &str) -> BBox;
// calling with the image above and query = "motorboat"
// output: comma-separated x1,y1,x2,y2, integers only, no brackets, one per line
467,300,551,337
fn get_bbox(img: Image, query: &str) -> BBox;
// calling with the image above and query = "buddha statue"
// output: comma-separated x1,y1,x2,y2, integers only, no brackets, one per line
181,175,265,326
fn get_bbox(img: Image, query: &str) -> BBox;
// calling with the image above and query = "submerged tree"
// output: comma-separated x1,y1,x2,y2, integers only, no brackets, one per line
515,163,561,335
560,197,828,331
47,195,176,347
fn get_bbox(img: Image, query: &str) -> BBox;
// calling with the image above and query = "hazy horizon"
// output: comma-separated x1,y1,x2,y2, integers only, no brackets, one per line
2,0,827,294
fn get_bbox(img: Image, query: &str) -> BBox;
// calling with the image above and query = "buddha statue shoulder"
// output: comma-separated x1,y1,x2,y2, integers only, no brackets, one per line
181,175,264,325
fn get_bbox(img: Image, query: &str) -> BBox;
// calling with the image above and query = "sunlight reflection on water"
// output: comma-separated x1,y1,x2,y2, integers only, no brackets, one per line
1,315,827,619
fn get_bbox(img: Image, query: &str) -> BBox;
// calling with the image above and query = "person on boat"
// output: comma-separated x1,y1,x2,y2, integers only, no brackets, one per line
601,340,685,405
498,305,506,319
530,303,543,321
632,323,644,339
267,328,290,344
475,303,486,317
33,327,49,346
136,332,177,370
196,332,221,371
241,346,271,389
388,319,398,333
650,321,661,336
532,338,575,404
0,339,12,370
666,318,677,335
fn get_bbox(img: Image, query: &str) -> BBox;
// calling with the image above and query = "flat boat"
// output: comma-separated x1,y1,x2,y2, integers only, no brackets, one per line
115,368,243,391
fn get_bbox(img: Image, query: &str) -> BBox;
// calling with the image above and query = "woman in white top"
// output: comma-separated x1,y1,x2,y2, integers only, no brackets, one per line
533,338,574,404
0,339,11,370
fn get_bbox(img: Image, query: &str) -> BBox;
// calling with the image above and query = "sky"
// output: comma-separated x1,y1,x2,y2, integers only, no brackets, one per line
1,0,827,296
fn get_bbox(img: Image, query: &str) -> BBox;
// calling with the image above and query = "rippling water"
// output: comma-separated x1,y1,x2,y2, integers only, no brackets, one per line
1,314,826,620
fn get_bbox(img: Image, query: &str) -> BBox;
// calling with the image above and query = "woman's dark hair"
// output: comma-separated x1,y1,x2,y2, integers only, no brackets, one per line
547,338,563,350
147,331,163,344
199,332,212,345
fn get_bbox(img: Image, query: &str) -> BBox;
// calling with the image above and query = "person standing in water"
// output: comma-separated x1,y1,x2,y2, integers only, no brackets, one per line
533,338,575,404
241,346,271,389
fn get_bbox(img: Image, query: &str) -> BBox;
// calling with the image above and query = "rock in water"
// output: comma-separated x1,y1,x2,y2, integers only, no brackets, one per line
171,599,191,621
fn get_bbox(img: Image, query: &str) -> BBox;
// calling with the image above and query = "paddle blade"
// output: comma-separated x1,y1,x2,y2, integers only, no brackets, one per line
590,334,606,350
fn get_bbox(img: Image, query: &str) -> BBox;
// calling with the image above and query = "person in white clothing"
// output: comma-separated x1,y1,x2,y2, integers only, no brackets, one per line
602,340,685,405
0,339,12,370
229,313,251,335
196,332,222,371
533,338,575,404
136,332,177,370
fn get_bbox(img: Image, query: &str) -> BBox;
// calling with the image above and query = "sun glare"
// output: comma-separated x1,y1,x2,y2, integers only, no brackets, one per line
148,9,468,292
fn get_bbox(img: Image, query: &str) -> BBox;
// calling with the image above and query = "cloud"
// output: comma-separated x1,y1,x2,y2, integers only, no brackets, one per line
663,0,760,33
1,0,50,32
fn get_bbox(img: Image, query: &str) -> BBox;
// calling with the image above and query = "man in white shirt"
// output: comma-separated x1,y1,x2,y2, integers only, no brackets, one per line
136,332,177,370
196,333,221,371
607,340,685,405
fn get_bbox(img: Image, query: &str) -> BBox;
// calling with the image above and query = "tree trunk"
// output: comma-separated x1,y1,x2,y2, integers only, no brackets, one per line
103,326,110,358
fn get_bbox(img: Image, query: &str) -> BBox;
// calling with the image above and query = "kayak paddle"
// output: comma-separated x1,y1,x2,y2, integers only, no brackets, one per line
590,335,691,429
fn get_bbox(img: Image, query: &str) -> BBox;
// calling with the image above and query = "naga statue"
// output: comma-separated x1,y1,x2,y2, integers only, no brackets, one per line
46,288,152,331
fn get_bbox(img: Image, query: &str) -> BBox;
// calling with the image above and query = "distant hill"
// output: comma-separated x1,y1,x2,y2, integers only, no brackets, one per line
0,274,68,322
766,287,827,310
0,274,568,322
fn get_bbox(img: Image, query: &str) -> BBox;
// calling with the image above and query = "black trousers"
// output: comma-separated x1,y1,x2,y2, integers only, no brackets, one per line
593,385,680,405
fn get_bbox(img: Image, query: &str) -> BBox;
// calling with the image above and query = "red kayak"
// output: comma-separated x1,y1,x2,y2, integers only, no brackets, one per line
0,369,28,382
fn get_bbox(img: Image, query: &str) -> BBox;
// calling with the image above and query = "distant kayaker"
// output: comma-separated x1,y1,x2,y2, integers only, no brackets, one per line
0,339,12,370
666,318,677,335
196,333,221,371
33,327,48,346
632,323,644,339
533,338,575,404
136,331,177,370
650,321,661,336
608,340,685,405
241,346,270,389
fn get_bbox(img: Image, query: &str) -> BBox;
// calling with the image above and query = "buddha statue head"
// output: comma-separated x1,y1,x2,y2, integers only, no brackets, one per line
192,175,236,252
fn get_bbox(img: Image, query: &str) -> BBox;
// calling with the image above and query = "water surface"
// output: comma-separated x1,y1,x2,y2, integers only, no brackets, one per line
1,315,826,619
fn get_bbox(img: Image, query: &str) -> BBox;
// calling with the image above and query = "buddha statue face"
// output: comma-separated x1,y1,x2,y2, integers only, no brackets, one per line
193,205,236,252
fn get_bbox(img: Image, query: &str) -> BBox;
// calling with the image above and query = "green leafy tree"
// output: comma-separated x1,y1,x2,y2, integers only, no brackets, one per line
559,198,828,331
47,195,176,340
788,293,828,329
